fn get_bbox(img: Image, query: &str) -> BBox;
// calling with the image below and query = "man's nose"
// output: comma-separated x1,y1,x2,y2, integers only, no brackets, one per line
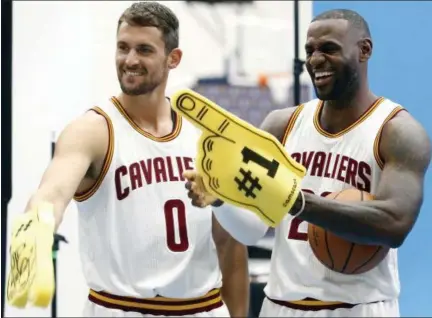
125,50,139,67
309,51,326,68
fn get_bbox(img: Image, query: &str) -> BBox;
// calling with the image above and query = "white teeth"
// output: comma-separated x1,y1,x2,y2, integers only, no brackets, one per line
125,71,143,76
315,71,333,79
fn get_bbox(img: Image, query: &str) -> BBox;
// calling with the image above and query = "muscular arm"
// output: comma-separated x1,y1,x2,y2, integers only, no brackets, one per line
213,215,249,317
291,111,431,248
24,111,109,230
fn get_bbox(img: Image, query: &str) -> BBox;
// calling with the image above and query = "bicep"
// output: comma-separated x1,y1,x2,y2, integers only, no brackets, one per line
376,112,431,224
375,162,424,220
36,112,108,205
37,142,92,203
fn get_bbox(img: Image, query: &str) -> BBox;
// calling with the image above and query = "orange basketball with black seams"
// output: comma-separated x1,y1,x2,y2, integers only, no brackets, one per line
307,188,390,274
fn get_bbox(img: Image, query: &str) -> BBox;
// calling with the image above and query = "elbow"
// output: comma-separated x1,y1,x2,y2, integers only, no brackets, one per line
388,225,411,248
386,234,405,249
385,223,411,249
380,206,415,248
382,195,424,247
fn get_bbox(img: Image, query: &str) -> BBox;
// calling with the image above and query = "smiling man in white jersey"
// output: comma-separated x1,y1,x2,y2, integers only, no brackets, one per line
6,2,250,317
182,9,431,317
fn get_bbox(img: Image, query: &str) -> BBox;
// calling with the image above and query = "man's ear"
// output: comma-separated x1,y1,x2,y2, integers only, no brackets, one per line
168,48,182,69
359,38,373,62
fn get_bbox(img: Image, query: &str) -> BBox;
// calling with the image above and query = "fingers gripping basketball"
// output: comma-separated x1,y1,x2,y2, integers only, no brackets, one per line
171,89,308,227
308,189,390,274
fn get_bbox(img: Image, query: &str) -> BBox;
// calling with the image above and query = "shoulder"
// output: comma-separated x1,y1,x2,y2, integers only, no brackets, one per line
260,107,299,142
260,98,318,142
380,109,431,173
56,108,111,160
71,108,111,138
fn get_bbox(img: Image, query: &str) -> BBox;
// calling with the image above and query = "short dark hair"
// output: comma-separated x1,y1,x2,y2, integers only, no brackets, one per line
118,1,179,53
312,9,371,38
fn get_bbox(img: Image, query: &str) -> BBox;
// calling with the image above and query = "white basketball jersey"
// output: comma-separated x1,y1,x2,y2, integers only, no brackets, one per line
265,97,404,304
74,97,222,298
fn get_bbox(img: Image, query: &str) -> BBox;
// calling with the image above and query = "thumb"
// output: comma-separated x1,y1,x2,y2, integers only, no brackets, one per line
195,174,208,193
183,170,197,181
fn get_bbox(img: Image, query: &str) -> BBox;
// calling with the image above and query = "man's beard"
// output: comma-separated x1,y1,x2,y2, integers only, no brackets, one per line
118,67,167,96
316,64,359,101
119,79,159,96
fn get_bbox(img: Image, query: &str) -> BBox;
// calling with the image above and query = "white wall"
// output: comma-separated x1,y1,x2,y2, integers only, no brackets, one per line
6,1,312,316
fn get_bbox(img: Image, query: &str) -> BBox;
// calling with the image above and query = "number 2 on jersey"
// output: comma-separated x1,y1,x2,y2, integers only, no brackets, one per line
287,189,331,241
164,199,189,252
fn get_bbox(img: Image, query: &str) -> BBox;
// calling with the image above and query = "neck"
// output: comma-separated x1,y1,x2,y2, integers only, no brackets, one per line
320,81,378,134
117,84,171,126
326,80,375,109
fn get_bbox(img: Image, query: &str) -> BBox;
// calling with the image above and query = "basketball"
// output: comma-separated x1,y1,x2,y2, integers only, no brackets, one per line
307,188,390,274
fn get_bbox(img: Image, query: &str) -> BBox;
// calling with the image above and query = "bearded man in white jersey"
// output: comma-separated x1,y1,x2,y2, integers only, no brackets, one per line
183,9,431,318
6,2,250,317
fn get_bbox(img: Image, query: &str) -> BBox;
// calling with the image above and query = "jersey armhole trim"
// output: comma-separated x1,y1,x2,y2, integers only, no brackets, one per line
74,106,115,202
373,106,405,170
281,104,304,145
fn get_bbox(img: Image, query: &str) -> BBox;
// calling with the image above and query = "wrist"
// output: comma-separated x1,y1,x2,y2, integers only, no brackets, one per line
36,201,56,225
288,191,305,217
211,199,224,207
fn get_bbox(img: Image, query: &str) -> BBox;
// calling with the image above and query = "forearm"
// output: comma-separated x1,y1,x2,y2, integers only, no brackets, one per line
292,192,402,247
213,204,269,245
220,241,250,317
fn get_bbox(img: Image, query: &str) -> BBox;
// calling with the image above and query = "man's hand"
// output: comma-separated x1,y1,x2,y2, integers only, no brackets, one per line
184,170,218,208
171,88,307,227
7,202,56,308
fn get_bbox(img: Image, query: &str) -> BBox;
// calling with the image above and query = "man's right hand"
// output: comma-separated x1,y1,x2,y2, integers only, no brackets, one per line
7,202,55,308
184,170,218,208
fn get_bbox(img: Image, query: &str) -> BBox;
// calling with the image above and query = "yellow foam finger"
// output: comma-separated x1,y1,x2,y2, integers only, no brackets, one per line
7,203,55,309
196,133,303,226
173,89,307,226
171,89,306,177
171,89,253,142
